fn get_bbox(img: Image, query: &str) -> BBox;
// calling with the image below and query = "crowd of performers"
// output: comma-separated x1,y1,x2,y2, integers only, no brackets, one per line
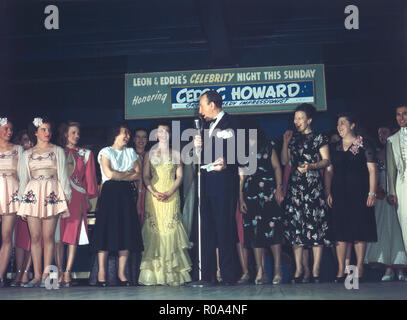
0,91,406,288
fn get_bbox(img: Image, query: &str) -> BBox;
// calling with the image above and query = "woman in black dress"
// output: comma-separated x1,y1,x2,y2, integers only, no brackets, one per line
281,103,331,283
239,126,284,285
325,113,377,282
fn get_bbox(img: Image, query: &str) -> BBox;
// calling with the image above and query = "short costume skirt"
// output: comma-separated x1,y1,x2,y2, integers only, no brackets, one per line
0,174,19,215
17,175,69,219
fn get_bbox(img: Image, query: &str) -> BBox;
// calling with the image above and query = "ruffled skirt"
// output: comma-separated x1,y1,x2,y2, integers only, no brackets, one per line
139,209,192,286
0,175,19,215
17,178,69,219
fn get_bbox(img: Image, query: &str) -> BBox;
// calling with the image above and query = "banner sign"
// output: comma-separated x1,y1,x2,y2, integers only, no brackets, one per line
125,64,327,119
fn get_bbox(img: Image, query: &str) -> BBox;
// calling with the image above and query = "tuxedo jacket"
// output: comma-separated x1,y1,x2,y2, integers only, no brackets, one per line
201,112,239,197
386,130,406,195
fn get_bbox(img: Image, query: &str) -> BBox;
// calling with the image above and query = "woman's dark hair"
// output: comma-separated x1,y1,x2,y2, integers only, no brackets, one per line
107,122,131,146
294,103,316,120
153,119,172,133
243,120,269,153
58,121,81,147
337,112,360,136
27,116,53,143
12,129,31,145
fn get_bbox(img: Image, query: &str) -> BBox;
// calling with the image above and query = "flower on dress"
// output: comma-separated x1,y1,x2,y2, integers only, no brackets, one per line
269,221,275,228
45,191,63,206
0,118,8,126
258,181,265,188
8,191,19,205
33,117,43,127
77,148,86,157
23,190,37,204
349,136,364,155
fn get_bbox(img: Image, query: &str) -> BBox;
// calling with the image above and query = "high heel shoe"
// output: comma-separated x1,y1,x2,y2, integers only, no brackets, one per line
23,278,41,288
216,269,223,283
237,273,250,285
118,280,131,287
311,275,321,283
272,274,282,285
10,270,22,287
334,275,346,283
96,280,107,287
63,270,72,288
381,271,395,282
292,270,303,284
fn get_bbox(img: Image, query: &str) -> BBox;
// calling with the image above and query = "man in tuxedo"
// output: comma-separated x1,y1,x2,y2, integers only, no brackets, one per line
194,90,239,285
387,105,407,253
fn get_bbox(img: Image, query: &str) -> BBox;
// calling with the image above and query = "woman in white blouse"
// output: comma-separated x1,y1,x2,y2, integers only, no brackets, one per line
90,123,143,287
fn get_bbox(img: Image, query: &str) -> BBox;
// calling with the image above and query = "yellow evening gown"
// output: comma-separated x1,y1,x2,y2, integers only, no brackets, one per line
138,155,192,286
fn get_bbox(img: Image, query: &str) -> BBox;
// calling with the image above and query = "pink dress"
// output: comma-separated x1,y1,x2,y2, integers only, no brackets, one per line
17,145,71,219
60,147,98,245
0,145,22,214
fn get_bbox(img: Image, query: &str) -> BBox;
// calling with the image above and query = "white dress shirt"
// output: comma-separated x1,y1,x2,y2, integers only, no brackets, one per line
209,110,225,137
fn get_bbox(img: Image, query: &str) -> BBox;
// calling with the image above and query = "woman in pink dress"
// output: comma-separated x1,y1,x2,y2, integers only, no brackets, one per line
11,130,33,287
0,117,23,287
17,117,71,288
55,122,98,287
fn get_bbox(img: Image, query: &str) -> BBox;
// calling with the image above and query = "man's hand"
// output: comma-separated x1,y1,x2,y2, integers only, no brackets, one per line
194,135,202,149
212,157,225,171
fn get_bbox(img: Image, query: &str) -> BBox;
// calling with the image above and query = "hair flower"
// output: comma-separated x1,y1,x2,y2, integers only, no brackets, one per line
0,118,8,126
33,117,43,127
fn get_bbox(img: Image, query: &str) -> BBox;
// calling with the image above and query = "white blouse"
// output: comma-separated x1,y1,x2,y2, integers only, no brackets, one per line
98,147,139,183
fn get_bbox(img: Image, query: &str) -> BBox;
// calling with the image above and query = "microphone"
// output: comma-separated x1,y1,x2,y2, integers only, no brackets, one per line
194,118,201,131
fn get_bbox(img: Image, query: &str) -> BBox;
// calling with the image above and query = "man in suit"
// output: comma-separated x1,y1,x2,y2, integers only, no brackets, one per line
194,90,239,285
387,105,407,254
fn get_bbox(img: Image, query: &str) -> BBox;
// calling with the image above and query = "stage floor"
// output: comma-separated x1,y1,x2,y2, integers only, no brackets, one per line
0,281,406,300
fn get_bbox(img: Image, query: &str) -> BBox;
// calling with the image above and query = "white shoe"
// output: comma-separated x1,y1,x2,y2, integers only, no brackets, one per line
397,274,407,281
381,272,395,282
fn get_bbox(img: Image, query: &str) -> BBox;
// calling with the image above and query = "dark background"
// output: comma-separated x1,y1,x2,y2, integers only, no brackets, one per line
1,0,406,144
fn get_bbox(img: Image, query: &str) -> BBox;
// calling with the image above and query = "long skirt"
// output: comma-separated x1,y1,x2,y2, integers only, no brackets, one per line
90,181,143,253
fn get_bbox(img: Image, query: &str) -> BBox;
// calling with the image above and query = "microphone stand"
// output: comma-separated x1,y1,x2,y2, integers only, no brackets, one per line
186,119,214,287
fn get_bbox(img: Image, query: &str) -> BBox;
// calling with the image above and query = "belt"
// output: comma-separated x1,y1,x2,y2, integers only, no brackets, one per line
0,170,17,178
31,169,58,180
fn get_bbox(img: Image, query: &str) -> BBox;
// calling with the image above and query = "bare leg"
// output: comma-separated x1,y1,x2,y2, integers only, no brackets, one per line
236,242,249,277
335,241,348,277
0,215,17,279
118,250,129,281
270,244,282,283
65,208,83,284
27,217,43,283
254,248,264,280
42,216,58,282
293,245,304,278
55,242,64,283
302,248,310,281
216,248,222,282
97,251,108,282
345,243,352,267
14,247,25,283
21,251,32,283
354,241,366,277
312,245,323,277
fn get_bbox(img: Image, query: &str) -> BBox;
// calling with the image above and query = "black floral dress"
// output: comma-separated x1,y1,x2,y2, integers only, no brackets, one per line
241,140,284,248
283,132,330,247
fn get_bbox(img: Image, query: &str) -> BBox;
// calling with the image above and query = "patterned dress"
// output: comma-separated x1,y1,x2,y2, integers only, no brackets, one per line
17,145,71,219
241,141,283,248
138,153,192,286
283,132,330,247
0,145,22,215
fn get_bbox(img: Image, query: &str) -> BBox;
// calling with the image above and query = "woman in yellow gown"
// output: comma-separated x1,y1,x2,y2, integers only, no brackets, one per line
138,121,192,286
